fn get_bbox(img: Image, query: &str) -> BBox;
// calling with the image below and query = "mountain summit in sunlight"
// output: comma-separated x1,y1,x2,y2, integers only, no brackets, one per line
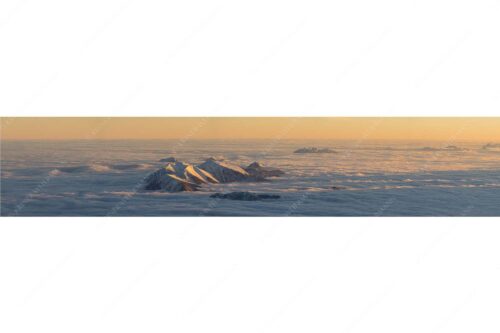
144,158,285,192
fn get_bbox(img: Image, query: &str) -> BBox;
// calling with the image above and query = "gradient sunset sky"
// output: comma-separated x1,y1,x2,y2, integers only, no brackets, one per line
1,118,500,142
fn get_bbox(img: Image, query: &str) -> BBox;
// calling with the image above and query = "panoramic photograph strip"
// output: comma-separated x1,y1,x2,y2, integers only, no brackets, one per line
1,117,500,216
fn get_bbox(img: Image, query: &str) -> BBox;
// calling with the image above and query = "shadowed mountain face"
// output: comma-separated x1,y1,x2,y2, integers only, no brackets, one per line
197,158,250,183
245,162,285,179
144,158,284,192
144,162,219,192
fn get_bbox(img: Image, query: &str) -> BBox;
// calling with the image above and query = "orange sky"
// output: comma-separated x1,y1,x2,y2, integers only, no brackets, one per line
1,117,499,142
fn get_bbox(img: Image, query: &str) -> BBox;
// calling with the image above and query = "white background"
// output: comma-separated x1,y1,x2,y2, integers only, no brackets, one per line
1,0,500,116
1,0,500,332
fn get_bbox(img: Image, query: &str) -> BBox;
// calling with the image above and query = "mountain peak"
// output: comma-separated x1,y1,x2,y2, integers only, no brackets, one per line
144,159,284,192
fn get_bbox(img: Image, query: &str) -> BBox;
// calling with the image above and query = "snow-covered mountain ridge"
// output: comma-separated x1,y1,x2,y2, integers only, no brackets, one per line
144,158,284,192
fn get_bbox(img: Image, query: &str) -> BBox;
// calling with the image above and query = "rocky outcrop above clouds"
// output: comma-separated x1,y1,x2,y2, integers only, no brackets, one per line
144,158,284,192
482,143,500,151
210,192,281,201
419,145,464,152
294,147,336,154
144,161,218,192
159,157,177,162
197,158,250,183
244,162,285,179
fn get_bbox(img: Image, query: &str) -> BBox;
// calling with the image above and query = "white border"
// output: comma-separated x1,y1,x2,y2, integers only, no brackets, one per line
1,217,500,333
1,1,499,117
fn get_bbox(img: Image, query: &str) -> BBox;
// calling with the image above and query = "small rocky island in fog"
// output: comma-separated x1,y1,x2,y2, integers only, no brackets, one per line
294,147,336,154
482,143,500,151
144,158,284,192
420,145,464,152
159,157,177,162
210,192,281,201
